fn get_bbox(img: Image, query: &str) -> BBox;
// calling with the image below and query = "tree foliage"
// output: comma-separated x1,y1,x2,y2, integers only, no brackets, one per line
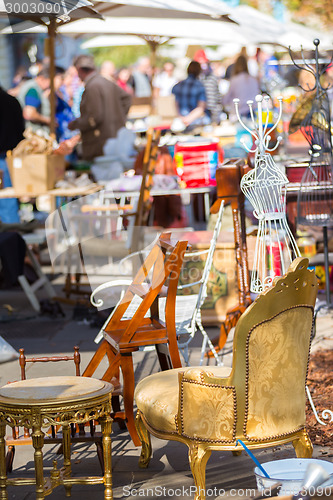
89,45,150,68
242,0,333,28
283,0,333,28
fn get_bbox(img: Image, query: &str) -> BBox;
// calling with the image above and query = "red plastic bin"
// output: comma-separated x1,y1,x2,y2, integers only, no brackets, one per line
174,140,223,188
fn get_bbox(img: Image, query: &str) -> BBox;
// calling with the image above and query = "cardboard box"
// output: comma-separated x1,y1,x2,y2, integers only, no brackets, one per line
155,95,178,119
7,154,65,194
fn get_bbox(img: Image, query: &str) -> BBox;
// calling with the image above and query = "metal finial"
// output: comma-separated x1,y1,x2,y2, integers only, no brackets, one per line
233,94,283,154
289,38,333,93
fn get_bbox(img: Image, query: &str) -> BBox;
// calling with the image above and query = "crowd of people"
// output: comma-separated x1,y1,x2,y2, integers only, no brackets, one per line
2,44,331,227
4,46,283,164
0,46,279,226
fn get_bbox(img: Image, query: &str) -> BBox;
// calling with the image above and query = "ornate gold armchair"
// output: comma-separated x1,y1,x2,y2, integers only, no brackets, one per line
134,258,318,500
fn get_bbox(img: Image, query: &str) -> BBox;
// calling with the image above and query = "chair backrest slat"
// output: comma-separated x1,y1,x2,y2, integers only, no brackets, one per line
19,346,81,380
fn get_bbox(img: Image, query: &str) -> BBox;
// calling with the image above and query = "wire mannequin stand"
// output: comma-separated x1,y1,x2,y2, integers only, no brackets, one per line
234,94,300,294
289,39,333,427
290,39,333,312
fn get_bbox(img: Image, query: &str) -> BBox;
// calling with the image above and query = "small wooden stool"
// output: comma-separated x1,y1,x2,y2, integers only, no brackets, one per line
0,376,113,499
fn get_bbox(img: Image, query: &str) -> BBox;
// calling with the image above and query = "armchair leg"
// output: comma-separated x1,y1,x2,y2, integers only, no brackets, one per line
188,443,211,500
292,429,313,458
135,413,152,468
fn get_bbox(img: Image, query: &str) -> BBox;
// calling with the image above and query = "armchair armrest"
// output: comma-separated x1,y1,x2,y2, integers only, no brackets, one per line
181,367,231,386
177,368,237,442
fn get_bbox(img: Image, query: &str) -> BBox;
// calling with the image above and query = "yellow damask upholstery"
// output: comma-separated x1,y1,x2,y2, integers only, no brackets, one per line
134,258,318,500
245,307,313,440
178,368,236,442
135,366,231,434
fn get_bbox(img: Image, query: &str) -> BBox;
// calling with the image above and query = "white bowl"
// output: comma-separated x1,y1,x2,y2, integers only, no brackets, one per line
170,118,186,133
255,458,333,496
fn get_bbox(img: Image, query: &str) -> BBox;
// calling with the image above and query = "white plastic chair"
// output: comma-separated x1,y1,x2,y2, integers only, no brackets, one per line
91,201,225,366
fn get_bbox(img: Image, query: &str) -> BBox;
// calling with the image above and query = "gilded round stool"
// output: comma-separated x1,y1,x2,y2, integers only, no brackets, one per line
0,376,113,499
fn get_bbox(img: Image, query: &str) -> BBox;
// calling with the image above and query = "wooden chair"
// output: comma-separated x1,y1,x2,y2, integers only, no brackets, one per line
82,234,188,446
5,346,104,474
134,257,318,500
92,201,225,366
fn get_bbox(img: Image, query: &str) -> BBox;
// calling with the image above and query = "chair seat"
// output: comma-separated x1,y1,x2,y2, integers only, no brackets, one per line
135,366,231,434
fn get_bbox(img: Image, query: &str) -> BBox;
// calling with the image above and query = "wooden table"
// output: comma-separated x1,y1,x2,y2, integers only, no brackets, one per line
0,376,113,499
0,184,103,213
0,185,103,199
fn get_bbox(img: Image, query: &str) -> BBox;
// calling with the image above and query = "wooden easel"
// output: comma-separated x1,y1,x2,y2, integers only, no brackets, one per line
208,158,252,354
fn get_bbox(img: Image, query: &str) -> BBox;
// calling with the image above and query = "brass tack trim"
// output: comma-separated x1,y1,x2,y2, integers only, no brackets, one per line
243,304,314,440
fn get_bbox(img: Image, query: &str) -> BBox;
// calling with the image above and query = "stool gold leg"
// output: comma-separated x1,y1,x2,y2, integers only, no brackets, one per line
62,424,72,497
0,423,8,500
31,425,45,500
100,416,113,500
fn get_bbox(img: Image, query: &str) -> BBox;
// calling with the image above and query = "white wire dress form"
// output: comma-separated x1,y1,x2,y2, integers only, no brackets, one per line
234,94,300,294
289,39,333,228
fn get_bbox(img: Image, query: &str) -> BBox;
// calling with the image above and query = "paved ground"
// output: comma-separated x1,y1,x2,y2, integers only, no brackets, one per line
0,279,332,500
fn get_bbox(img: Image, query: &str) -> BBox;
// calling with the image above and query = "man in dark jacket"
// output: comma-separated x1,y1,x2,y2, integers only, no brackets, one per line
0,87,25,222
64,55,132,161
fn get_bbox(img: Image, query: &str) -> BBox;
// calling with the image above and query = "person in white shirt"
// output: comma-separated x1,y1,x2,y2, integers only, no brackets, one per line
153,62,177,98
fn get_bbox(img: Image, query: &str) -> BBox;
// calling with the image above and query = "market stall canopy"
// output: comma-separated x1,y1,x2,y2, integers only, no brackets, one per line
229,5,332,49
0,0,235,28
7,16,278,45
80,34,245,49
0,0,104,136
52,16,280,44
225,4,285,41
89,0,235,21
